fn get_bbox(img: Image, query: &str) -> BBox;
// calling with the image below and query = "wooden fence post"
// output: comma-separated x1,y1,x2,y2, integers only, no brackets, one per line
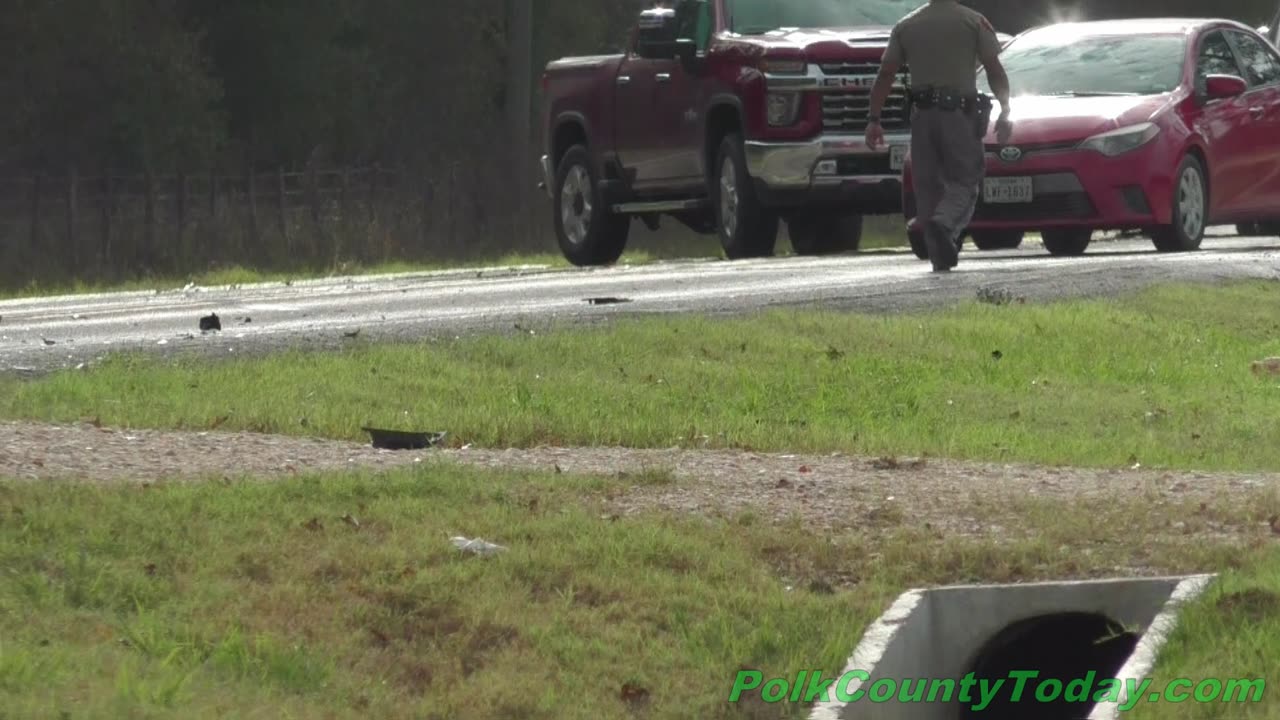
101,174,112,267
66,168,78,271
143,170,156,266
307,163,321,258
246,166,260,254
276,167,288,250
30,173,42,251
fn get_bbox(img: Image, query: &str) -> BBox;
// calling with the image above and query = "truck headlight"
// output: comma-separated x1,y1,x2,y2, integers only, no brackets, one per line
767,92,800,126
1078,122,1160,156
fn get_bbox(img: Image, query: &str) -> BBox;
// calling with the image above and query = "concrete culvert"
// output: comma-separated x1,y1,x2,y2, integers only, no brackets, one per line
959,612,1139,720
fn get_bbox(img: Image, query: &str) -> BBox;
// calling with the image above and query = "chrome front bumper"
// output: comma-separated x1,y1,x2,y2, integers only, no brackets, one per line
744,133,910,189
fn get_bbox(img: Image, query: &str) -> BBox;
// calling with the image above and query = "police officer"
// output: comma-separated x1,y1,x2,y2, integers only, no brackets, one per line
865,0,1012,272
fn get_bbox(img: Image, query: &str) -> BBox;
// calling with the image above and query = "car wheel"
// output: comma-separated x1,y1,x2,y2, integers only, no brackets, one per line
789,214,862,255
553,145,630,266
970,229,1024,250
1041,228,1092,256
714,134,778,259
1150,154,1207,252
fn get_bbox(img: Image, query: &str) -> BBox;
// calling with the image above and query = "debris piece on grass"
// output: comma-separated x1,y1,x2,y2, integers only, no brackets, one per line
344,329,361,338
199,313,221,332
1252,357,1280,376
362,427,446,450
871,456,926,470
341,513,360,529
451,536,506,556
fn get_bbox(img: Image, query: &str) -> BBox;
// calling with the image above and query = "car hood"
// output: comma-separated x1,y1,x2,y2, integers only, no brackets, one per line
986,93,1179,145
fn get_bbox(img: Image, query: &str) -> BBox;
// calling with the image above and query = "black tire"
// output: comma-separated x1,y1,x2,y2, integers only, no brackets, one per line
1150,154,1207,253
1041,228,1092,256
553,145,630,266
713,134,778,259
789,214,863,255
970,229,1024,250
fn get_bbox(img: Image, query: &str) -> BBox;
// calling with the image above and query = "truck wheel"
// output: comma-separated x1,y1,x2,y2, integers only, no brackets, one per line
714,134,778,259
1041,228,1092,256
553,145,630,266
788,214,862,255
970,230,1024,250
1149,154,1206,253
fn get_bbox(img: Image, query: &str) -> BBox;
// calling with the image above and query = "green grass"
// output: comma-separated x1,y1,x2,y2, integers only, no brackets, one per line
0,464,1274,719
1125,550,1280,719
0,219,909,299
5,281,1280,472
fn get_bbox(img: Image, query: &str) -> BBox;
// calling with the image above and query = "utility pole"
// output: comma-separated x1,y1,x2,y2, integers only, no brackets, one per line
507,0,534,245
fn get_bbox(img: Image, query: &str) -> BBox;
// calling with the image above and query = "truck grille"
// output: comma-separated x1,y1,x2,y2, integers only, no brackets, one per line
818,62,910,133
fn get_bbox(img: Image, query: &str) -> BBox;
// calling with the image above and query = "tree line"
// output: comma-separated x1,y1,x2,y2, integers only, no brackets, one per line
0,0,1273,289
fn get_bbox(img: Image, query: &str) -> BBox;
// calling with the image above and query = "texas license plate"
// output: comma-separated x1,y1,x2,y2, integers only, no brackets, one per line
983,176,1033,203
889,145,908,170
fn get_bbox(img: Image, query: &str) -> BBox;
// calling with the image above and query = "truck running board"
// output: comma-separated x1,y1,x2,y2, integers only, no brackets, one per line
611,198,708,214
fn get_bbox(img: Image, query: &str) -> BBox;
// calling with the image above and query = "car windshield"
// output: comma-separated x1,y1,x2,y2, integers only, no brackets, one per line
978,31,1187,96
727,0,921,34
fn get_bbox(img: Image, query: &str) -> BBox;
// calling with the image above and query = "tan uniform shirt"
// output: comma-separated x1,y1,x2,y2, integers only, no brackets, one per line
881,0,1002,93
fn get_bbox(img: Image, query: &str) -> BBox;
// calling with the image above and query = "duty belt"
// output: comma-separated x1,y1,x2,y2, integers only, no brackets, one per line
906,86,993,115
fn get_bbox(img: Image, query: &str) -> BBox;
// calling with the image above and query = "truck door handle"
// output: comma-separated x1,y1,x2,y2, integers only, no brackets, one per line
655,73,671,83
616,75,631,85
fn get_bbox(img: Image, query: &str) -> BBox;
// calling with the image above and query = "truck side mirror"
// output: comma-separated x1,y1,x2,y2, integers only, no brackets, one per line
635,7,681,60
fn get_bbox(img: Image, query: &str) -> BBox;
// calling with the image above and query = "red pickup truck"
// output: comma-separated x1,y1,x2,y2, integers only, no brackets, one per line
538,0,922,266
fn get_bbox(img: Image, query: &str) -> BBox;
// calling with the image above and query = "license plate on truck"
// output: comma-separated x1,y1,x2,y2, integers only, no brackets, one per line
890,145,907,170
983,176,1033,203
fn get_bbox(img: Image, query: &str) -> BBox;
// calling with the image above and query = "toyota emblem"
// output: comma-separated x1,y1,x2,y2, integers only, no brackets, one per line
999,146,1022,162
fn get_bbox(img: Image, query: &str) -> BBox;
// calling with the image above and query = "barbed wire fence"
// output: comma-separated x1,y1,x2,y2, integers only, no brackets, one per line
0,162,572,288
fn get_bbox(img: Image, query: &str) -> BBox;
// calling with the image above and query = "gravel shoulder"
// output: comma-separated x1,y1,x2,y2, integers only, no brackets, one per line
4,420,1277,542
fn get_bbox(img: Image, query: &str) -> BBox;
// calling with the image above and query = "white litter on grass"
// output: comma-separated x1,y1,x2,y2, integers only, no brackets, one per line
451,536,507,556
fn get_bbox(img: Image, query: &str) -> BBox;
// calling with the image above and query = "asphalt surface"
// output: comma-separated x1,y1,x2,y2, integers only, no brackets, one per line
1,227,1277,376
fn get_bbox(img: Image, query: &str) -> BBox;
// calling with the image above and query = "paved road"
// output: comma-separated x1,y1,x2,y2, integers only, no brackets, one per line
1,228,1277,375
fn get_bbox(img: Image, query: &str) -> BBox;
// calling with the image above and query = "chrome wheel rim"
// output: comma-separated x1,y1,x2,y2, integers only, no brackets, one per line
1178,165,1204,240
719,157,738,238
560,165,591,245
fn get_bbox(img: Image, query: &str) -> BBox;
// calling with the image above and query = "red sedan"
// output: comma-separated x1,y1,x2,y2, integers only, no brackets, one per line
901,18,1280,259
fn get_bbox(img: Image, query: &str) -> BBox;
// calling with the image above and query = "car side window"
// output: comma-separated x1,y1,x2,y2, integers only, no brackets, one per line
1227,31,1280,85
1197,31,1243,80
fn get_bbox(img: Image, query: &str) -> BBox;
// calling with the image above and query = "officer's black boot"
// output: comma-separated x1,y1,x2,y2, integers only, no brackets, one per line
925,220,959,272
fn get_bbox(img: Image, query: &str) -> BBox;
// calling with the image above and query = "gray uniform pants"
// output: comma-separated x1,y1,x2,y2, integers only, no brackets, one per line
909,107,986,241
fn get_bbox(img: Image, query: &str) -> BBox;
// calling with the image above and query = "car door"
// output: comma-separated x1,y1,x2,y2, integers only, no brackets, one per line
1189,30,1254,217
1223,29,1280,213
646,0,713,191
614,50,669,188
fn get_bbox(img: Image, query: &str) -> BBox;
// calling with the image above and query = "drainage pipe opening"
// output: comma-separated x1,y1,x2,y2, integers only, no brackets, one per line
958,612,1140,719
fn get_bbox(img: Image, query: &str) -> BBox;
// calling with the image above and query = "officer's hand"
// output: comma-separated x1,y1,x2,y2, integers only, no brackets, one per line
864,121,884,150
994,114,1013,145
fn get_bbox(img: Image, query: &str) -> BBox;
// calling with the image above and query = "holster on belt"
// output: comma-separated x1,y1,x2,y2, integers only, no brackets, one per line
973,93,994,140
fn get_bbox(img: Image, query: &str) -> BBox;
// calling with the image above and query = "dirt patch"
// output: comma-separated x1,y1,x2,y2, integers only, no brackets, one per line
3,420,1279,542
